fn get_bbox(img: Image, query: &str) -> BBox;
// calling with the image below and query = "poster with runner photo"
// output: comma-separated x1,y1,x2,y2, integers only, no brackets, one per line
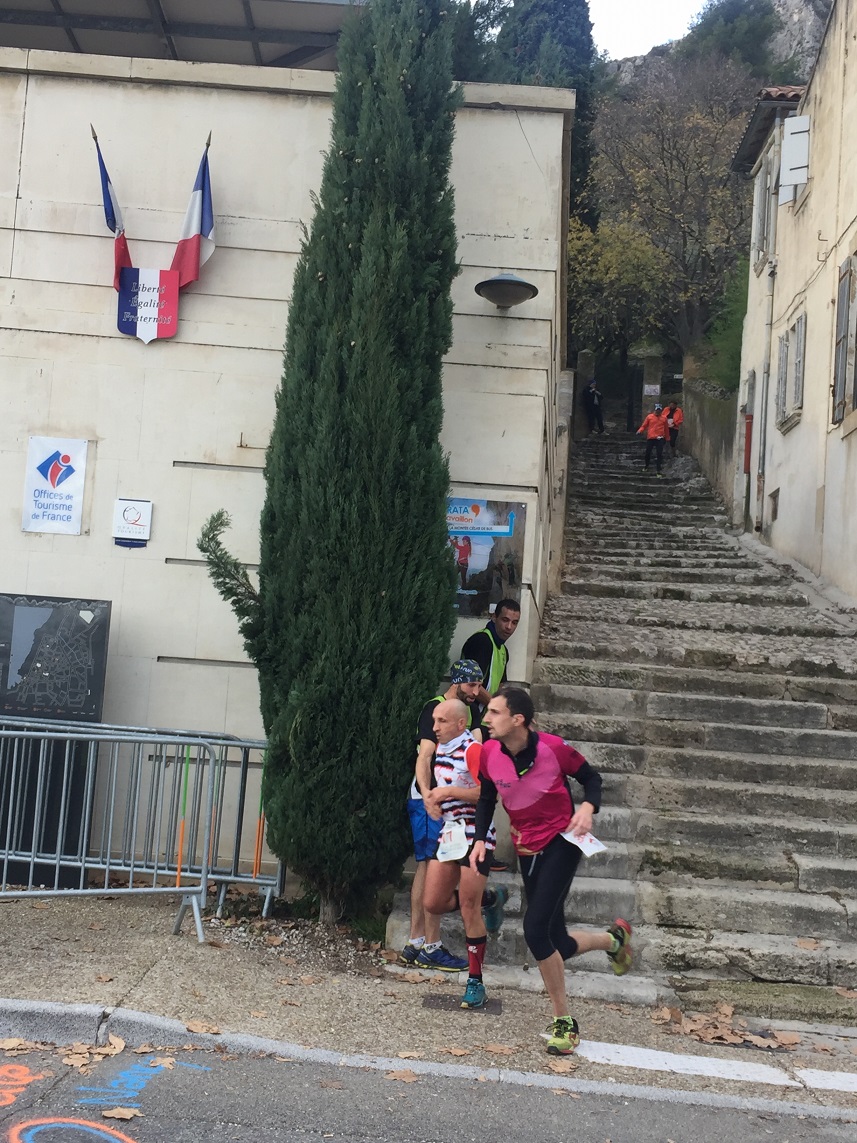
447,498,526,617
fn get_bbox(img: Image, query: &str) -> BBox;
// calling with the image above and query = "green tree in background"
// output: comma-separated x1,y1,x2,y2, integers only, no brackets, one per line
493,0,597,222
680,0,799,81
698,256,750,390
199,0,459,922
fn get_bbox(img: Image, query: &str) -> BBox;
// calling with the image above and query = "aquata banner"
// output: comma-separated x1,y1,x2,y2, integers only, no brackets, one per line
118,268,179,343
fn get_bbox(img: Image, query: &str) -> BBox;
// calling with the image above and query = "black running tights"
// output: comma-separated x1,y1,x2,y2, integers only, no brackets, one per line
519,834,582,963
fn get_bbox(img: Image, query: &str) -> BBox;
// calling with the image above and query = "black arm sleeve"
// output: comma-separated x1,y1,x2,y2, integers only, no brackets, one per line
460,631,492,681
474,773,498,842
573,761,603,812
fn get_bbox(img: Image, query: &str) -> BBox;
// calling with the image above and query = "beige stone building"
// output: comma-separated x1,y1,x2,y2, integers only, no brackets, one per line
0,20,573,737
734,1,857,593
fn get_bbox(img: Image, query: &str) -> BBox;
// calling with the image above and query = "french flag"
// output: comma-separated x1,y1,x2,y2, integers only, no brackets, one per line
171,144,215,289
92,130,132,291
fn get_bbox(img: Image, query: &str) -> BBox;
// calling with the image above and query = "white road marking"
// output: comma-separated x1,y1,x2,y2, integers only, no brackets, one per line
795,1069,857,1093
578,1039,801,1087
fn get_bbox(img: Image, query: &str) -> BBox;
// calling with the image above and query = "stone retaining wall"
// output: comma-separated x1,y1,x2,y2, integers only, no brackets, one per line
681,378,739,511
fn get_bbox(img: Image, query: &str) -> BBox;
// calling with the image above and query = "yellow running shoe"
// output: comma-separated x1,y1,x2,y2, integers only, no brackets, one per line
546,1016,580,1055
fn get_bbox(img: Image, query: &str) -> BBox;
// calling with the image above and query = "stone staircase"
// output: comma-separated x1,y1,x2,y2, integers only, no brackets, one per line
530,431,857,1018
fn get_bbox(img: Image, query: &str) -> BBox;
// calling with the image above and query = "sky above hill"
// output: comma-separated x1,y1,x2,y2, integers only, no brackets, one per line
589,0,702,59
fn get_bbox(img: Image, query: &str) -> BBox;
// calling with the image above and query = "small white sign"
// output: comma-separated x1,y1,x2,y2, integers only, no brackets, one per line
561,830,607,858
112,498,153,540
643,383,662,397
22,436,88,535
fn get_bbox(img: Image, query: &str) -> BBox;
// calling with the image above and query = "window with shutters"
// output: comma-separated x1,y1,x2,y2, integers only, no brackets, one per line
833,258,857,425
775,314,806,432
751,148,776,268
779,115,810,207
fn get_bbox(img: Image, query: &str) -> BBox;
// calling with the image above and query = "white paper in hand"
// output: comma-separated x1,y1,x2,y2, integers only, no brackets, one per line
561,830,607,858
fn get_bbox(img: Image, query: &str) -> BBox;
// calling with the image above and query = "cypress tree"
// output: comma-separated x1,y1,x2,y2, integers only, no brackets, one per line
199,0,459,921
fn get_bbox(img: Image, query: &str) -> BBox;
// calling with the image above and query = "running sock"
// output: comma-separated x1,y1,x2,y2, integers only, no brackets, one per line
406,937,425,949
466,934,487,981
423,941,441,954
608,933,621,955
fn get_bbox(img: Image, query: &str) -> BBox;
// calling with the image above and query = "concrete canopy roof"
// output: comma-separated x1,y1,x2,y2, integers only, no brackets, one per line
0,0,350,70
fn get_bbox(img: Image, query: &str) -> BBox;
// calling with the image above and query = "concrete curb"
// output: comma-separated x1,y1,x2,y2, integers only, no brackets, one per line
0,997,854,1123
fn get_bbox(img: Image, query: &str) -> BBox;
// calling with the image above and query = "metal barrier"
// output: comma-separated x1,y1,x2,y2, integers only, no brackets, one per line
0,717,283,918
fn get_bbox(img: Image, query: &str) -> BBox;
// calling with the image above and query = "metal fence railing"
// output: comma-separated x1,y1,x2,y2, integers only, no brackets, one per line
0,717,283,940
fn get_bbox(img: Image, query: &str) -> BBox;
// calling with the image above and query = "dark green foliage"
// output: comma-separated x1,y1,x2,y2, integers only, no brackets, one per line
681,0,797,80
254,0,459,917
700,257,749,390
491,0,597,223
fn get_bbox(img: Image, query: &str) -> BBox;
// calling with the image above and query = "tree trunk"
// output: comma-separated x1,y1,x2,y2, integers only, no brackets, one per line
319,895,339,927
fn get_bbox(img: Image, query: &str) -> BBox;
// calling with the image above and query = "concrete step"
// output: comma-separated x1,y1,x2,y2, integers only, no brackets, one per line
573,739,857,790
626,775,857,825
532,659,857,704
537,635,857,677
547,598,843,637
567,566,783,585
634,808,857,859
540,711,857,758
533,682,830,729
560,579,809,606
568,557,759,570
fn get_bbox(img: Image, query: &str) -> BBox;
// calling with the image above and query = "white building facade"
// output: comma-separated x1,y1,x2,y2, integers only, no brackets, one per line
1,48,573,738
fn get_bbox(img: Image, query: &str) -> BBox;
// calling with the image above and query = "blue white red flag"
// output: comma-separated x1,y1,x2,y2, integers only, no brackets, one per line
170,145,215,289
118,267,179,343
92,132,132,291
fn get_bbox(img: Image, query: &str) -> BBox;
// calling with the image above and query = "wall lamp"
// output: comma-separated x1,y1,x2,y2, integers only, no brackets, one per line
474,273,539,310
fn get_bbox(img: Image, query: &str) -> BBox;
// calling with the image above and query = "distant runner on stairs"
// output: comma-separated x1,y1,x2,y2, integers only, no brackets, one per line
637,403,669,476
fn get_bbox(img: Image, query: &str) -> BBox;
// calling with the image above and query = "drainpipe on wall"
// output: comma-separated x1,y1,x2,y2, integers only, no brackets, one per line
755,259,777,531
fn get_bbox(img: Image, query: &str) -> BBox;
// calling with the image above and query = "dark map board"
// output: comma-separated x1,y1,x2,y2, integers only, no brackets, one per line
0,594,111,722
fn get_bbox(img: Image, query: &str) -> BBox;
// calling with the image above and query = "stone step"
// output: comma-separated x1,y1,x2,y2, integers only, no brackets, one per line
560,579,809,606
568,511,729,528
573,739,857,789
566,566,783,585
541,710,857,758
532,660,857,704
547,599,843,637
533,682,830,728
568,557,758,569
634,808,857,859
572,540,742,553
538,634,857,676
626,775,857,825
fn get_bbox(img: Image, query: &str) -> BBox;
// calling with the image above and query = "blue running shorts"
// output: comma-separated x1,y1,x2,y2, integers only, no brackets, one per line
407,796,443,862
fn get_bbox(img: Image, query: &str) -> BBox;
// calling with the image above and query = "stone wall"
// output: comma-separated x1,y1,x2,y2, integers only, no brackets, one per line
681,379,739,508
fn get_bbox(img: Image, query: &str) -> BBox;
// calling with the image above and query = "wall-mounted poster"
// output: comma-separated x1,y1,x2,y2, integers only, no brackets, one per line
447,498,527,617
21,437,88,535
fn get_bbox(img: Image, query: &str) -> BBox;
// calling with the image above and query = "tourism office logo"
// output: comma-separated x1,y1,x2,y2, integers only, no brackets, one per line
36,450,75,489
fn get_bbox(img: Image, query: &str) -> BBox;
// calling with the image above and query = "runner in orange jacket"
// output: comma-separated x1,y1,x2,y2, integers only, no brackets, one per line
666,400,684,456
637,404,669,476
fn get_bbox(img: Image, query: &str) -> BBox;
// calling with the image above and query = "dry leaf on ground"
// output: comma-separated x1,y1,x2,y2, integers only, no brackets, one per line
812,1043,836,1053
835,987,857,999
62,1054,91,1068
185,1020,220,1035
300,976,321,986
133,1043,155,1054
795,938,821,950
397,1051,424,1059
400,972,432,984
773,1031,801,1048
547,1058,579,1075
281,999,302,1008
95,974,113,983
438,1047,470,1057
250,1011,268,1019
31,902,49,910
102,1108,143,1121
380,949,400,962
319,1079,344,1089
0,1038,32,1052
482,1044,517,1056
150,1057,176,1069
551,1088,581,1097
265,935,285,947
98,1035,125,1057
385,1069,419,1083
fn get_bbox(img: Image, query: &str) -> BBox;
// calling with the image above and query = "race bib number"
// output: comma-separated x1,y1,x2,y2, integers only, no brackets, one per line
436,819,469,861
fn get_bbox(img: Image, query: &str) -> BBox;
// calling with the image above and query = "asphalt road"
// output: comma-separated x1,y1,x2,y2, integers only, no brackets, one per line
0,1048,854,1143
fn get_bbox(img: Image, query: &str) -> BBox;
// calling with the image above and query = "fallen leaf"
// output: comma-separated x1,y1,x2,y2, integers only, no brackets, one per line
134,1043,155,1054
482,1044,516,1056
0,1038,28,1051
63,1054,91,1068
381,949,400,962
547,1058,579,1075
274,1056,293,1063
397,1051,424,1059
207,939,225,949
476,1074,488,1082
715,1003,734,1019
277,978,296,986
551,1088,581,1097
835,987,857,999
282,957,298,966
102,1108,143,1121
773,1031,801,1047
95,974,113,983
89,922,104,930
250,1011,268,1019
300,976,321,986
31,902,49,910
438,1047,470,1057
812,1043,835,1054
319,1079,344,1089
400,971,431,984
185,1020,221,1035
281,999,302,1007
99,1035,125,1057
795,938,820,950
150,1057,176,1069
385,1069,419,1083
745,1035,778,1049
265,935,285,947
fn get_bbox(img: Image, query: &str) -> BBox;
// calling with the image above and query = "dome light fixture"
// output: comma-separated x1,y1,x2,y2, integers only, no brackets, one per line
474,273,539,310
